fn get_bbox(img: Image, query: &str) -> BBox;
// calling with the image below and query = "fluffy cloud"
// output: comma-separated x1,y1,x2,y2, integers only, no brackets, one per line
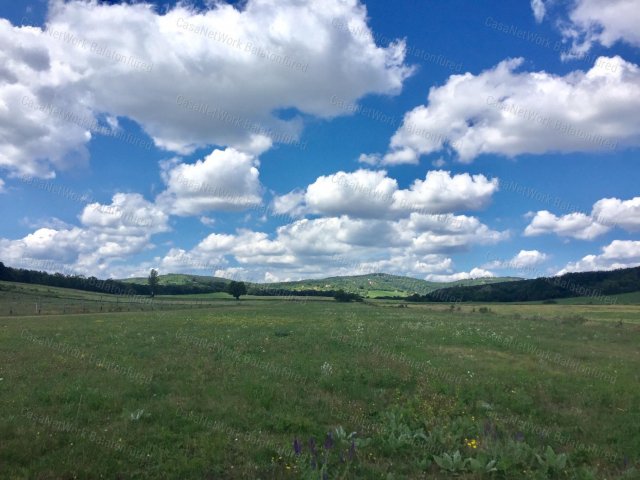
524,196,640,240
276,217,400,255
156,148,262,216
0,0,411,178
280,170,398,219
357,254,453,277
592,197,640,232
402,213,508,253
161,211,506,281
558,240,640,274
158,247,224,273
0,227,85,266
560,0,640,58
507,249,548,268
0,19,93,178
271,190,307,219
0,178,5,193
0,193,169,276
273,169,499,218
81,193,169,235
196,165,507,280
392,170,498,214
425,268,495,283
530,0,546,23
485,249,548,270
1,196,506,281
382,56,640,164
524,210,610,240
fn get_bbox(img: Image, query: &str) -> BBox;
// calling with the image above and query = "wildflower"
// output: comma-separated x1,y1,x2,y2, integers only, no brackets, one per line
293,438,302,456
465,438,478,449
348,440,356,460
324,432,333,450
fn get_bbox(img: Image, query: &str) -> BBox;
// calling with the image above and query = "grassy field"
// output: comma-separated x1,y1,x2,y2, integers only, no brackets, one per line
549,291,640,305
0,281,248,317
1,294,639,479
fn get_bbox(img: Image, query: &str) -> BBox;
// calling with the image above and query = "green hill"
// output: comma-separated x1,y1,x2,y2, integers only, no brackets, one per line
419,266,640,303
120,272,521,298
252,273,521,297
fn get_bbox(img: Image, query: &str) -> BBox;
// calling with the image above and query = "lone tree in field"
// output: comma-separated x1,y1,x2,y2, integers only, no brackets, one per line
148,269,159,297
227,280,247,300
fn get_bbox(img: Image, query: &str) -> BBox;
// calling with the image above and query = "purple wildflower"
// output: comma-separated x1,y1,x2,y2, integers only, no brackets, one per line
514,431,525,442
293,438,302,456
324,431,334,450
348,439,356,460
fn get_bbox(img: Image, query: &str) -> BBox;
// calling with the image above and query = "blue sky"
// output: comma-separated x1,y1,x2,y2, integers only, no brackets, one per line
0,0,639,282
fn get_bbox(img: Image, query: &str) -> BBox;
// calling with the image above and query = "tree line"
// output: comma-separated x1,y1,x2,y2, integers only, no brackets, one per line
0,262,228,297
0,262,346,299
406,266,640,303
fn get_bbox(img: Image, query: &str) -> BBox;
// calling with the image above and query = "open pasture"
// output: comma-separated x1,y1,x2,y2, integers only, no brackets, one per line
1,297,639,478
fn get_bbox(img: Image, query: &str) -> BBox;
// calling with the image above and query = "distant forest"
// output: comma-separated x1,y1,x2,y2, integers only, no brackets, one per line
0,262,226,297
0,262,337,298
408,266,640,303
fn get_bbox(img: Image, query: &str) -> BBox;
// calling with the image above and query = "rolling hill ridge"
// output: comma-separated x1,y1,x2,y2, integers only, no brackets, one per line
121,272,522,297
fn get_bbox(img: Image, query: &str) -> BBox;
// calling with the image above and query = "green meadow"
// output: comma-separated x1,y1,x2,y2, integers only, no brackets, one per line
1,285,639,478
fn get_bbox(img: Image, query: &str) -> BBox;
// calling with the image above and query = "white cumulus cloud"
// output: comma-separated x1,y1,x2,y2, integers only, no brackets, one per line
524,210,610,240
273,169,499,219
426,267,495,282
0,0,412,179
0,193,169,276
524,196,640,240
592,196,640,232
383,56,640,164
560,0,640,58
156,148,262,216
558,240,640,274
160,211,507,282
75,193,170,272
485,249,548,271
